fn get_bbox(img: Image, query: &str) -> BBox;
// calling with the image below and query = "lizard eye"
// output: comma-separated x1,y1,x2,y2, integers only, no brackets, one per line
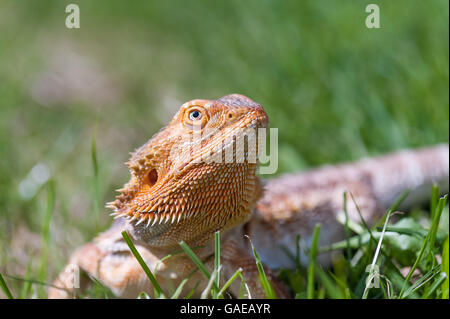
189,110,202,121
183,106,208,130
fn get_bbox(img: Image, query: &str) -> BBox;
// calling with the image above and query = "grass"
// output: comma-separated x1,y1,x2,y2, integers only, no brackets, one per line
282,188,448,299
362,190,409,298
307,224,321,299
0,0,448,299
398,194,448,298
0,273,14,299
246,235,276,298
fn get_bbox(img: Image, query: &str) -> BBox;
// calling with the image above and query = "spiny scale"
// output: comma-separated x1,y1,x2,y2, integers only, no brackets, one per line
125,211,187,227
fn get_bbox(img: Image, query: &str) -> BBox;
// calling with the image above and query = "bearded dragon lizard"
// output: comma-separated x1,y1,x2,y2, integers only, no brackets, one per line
48,94,449,298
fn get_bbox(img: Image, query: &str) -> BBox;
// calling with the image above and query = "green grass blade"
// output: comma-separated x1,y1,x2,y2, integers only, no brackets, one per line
0,273,14,299
348,191,391,270
428,195,448,261
179,241,219,294
349,192,374,233
154,246,203,273
184,281,201,299
171,278,189,299
201,266,220,299
430,184,439,220
91,130,100,231
213,231,220,299
179,241,210,279
170,267,198,299
38,180,55,297
317,286,326,299
122,231,165,298
343,192,352,260
315,265,343,299
401,264,441,298
246,235,276,299
238,273,251,299
41,180,55,249
423,272,447,299
19,259,33,299
2,273,66,292
398,195,448,298
378,190,410,227
307,224,321,299
362,190,409,299
217,268,243,298
88,275,113,299
442,236,449,299
137,292,151,299
362,205,396,297
329,270,353,299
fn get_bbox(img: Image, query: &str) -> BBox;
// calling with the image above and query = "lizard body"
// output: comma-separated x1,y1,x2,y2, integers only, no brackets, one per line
48,94,449,298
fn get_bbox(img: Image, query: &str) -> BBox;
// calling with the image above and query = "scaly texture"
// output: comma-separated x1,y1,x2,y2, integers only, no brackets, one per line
48,94,449,298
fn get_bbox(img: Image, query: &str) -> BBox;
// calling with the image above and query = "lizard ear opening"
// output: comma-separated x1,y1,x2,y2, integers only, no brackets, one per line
147,169,158,186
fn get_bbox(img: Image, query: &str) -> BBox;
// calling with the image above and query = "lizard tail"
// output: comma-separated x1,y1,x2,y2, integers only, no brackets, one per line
356,144,449,210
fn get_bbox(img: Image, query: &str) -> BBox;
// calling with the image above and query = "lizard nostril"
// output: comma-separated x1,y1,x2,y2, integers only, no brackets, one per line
147,169,158,186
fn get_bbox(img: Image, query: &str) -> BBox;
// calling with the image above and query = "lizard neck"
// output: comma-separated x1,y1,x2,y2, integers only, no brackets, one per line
126,166,263,248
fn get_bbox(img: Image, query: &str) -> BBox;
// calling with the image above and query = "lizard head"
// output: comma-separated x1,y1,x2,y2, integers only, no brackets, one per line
107,94,268,246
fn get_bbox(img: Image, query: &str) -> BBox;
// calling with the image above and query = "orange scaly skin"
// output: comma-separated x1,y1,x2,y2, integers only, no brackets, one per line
48,94,449,298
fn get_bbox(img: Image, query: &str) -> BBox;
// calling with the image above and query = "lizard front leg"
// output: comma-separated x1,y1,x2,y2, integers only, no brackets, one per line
48,241,107,298
48,225,155,298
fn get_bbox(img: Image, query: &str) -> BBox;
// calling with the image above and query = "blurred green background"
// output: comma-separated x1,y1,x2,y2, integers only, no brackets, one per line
0,0,448,292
